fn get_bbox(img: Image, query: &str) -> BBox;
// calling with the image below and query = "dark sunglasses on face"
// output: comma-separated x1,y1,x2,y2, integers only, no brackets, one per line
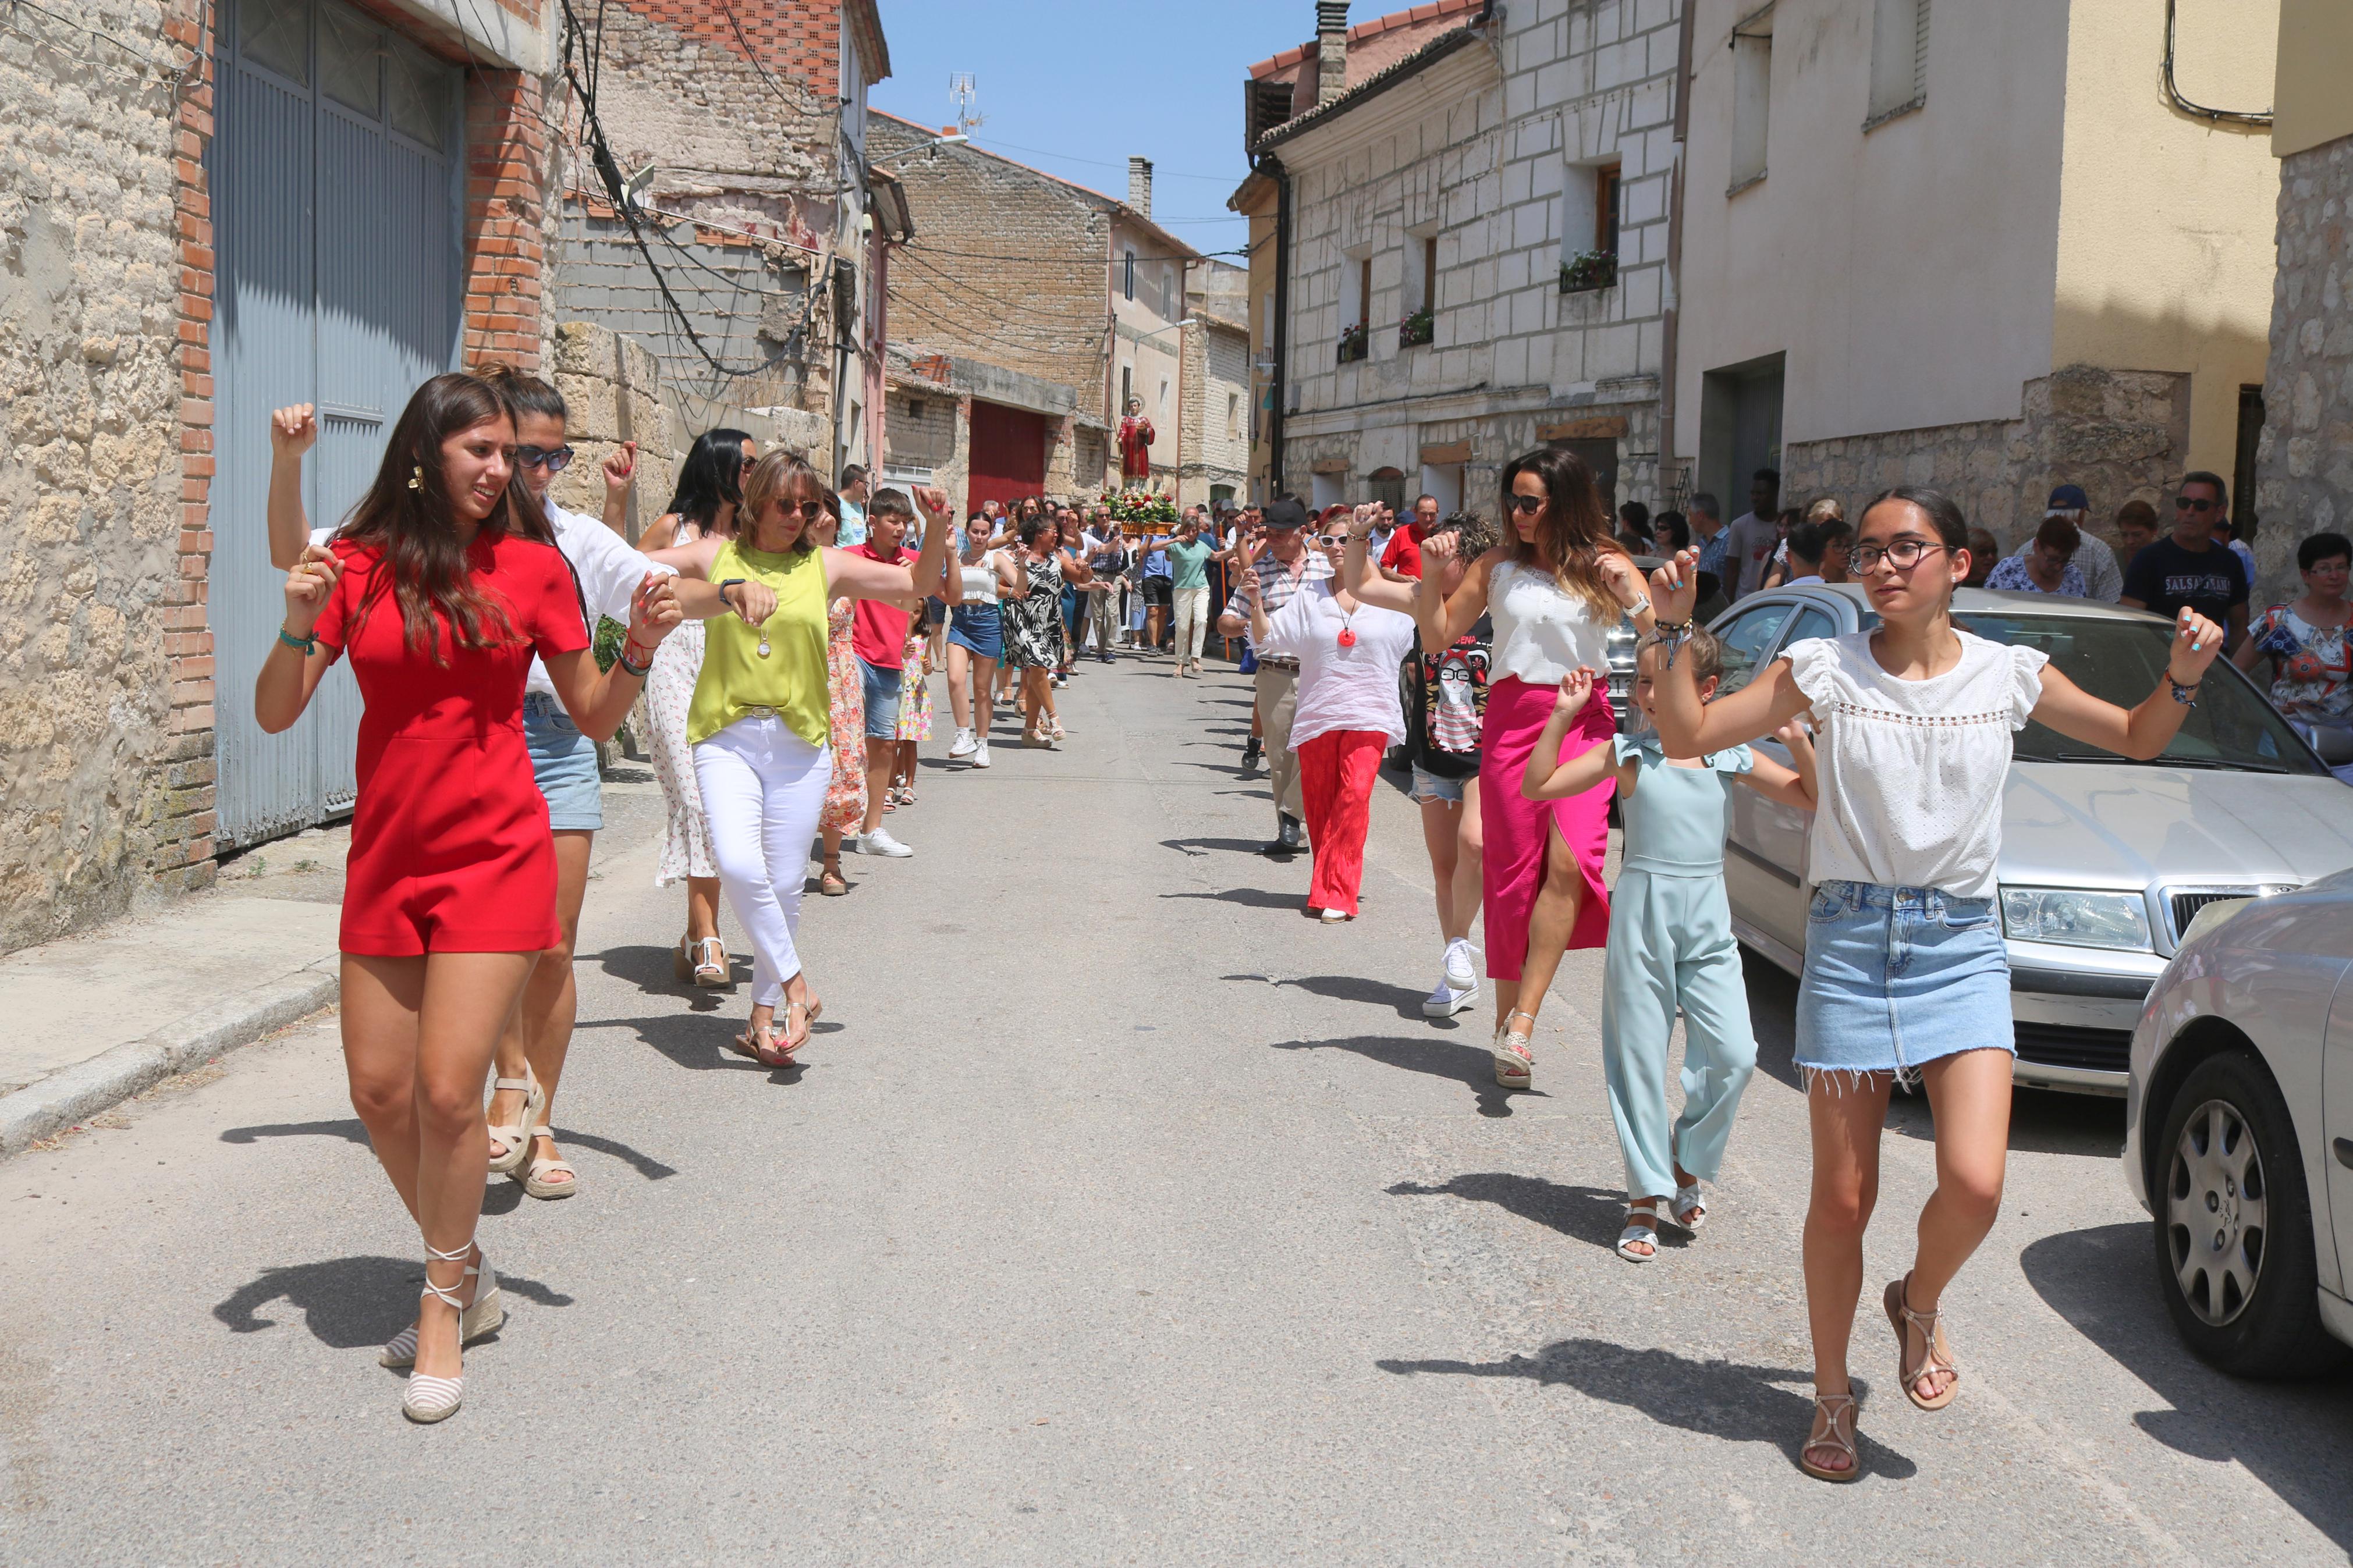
1506,494,1546,515
776,499,827,520
515,444,574,474
2175,495,2216,513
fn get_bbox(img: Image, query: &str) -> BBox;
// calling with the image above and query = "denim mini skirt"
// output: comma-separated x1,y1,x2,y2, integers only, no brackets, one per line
948,602,1003,660
1794,879,2014,1085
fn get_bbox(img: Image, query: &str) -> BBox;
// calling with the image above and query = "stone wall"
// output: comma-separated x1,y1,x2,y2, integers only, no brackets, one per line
1783,365,2192,553
2255,133,2353,610
0,1,206,952
545,321,680,540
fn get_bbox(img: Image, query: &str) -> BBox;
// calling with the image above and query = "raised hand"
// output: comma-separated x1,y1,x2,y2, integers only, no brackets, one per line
1597,548,1647,608
2168,607,2226,684
912,484,951,517
629,571,682,649
270,404,318,459
1649,546,1701,623
1351,502,1383,538
1552,664,1598,716
282,545,341,632
1422,531,1460,571
601,440,637,495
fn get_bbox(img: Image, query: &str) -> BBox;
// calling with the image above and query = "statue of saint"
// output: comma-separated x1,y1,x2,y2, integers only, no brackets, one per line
1117,397,1155,488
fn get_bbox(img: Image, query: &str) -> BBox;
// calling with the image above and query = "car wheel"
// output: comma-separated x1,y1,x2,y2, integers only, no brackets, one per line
2150,1052,2345,1377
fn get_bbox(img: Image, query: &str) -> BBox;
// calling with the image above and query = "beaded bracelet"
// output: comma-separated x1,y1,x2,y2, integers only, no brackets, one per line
1652,616,1694,669
2167,675,2200,707
277,625,317,654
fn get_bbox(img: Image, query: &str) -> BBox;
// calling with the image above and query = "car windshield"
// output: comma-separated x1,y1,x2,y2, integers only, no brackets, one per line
1940,611,2324,773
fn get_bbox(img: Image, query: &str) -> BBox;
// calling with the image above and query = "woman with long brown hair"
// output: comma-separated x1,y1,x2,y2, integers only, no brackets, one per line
655,454,957,1062
255,371,682,1423
1415,448,1651,1090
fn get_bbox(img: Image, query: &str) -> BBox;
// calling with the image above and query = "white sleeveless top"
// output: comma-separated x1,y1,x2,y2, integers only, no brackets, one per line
1487,559,1613,685
958,549,1008,606
1783,630,2050,899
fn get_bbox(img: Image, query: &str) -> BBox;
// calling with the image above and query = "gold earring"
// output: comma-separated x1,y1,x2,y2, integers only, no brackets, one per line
408,465,423,492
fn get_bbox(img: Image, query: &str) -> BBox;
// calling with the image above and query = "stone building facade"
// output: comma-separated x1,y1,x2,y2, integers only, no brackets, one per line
1261,0,1680,519
548,0,889,475
0,0,569,952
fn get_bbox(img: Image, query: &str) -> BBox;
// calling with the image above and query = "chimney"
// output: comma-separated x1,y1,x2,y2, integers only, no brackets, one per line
1128,156,1153,219
1316,1,1350,106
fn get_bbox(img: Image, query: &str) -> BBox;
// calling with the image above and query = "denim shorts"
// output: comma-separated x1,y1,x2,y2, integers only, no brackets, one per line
523,691,602,832
859,656,903,739
1408,764,1468,805
1794,880,2014,1085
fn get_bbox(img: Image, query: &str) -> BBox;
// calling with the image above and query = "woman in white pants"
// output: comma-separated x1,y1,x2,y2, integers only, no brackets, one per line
659,453,958,1062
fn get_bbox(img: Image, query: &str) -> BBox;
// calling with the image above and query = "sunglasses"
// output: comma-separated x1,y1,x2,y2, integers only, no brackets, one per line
515,444,575,474
2174,496,2216,513
774,499,828,520
1316,533,1348,546
1506,494,1546,515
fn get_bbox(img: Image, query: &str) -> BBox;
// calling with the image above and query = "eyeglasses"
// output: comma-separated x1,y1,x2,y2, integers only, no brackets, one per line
1506,494,1546,515
1850,539,1951,572
2174,495,2216,513
1316,534,1348,546
775,499,827,520
515,445,574,474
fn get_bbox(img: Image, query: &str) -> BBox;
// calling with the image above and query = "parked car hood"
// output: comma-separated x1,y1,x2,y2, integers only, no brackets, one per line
2003,763,2353,889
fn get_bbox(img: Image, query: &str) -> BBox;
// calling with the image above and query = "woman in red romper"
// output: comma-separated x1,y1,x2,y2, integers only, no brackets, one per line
255,372,682,1423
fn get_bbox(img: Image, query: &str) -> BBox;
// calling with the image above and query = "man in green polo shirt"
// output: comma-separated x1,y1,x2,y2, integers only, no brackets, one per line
1167,510,1218,677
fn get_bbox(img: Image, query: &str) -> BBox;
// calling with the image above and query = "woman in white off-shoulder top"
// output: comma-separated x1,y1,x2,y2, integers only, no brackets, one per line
1640,486,2226,1484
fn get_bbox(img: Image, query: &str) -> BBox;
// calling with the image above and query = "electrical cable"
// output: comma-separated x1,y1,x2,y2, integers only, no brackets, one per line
2160,0,2272,127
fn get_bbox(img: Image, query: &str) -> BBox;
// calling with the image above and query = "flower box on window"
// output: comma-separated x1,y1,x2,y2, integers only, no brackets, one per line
1337,321,1370,364
1559,249,1618,294
1399,307,1435,348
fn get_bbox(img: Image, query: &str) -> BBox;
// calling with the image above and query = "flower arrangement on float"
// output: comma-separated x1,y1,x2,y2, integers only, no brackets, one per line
1101,488,1179,527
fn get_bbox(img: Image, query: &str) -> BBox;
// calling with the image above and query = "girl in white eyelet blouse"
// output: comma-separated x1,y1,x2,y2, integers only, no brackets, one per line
1639,485,2226,1485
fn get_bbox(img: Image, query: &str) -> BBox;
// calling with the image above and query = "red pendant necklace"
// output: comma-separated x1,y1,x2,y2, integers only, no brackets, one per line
1336,593,1358,649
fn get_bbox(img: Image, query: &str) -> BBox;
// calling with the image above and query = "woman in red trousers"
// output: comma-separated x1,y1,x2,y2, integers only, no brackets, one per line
256,372,685,1424
1236,511,1417,920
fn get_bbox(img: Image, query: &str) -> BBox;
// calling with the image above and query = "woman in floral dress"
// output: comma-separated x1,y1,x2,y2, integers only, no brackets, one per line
1003,513,1072,746
811,499,866,895
888,616,934,805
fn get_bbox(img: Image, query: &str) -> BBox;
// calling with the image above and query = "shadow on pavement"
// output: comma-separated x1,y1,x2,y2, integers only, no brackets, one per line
595,1011,807,1084
212,1256,574,1348
1377,1340,1914,1482
218,1118,678,1182
1162,837,1267,857
592,944,741,1011
1232,972,1435,1021
2020,1221,2353,1549
1159,887,1306,911
1389,1172,1654,1252
221,1118,369,1147
1272,1036,1527,1117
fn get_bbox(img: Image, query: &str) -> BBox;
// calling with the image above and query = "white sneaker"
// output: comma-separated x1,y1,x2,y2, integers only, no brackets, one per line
1443,937,1479,993
947,728,976,759
857,827,914,858
1422,976,1480,1018
971,740,991,769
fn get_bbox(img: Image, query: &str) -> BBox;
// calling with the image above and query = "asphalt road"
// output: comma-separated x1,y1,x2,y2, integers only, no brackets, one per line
3,656,2347,1565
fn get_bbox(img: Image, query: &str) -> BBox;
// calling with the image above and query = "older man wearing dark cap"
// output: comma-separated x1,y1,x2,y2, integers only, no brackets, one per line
1218,495,1332,857
2006,483,2123,602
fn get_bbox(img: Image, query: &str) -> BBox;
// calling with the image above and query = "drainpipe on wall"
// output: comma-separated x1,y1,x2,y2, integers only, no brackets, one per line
1268,155,1292,499
1656,0,1697,502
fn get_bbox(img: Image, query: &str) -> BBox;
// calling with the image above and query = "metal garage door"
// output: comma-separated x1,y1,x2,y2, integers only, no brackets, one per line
210,0,463,845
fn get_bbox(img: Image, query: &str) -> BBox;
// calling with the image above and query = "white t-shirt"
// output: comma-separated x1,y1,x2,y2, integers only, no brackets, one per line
308,500,673,699
1487,559,1614,686
1783,630,2050,900
1258,579,1417,751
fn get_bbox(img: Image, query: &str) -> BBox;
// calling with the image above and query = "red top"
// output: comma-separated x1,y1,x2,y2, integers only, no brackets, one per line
312,531,588,955
1118,415,1155,479
1380,521,1435,580
848,542,916,668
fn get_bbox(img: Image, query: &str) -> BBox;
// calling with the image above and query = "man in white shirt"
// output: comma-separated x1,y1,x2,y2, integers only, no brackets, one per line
265,379,677,1201
1722,468,1781,602
2006,484,2123,603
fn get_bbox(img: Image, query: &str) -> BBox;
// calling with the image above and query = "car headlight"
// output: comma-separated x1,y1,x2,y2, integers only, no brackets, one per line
1999,887,2152,951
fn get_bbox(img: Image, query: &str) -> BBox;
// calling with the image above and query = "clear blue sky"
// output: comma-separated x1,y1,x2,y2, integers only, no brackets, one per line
868,0,1317,259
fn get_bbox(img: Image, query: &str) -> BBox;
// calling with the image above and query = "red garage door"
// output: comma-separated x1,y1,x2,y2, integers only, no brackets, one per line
967,400,1049,514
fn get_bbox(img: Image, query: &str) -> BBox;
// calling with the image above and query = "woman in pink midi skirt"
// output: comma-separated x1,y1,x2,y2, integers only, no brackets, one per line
1408,447,1655,1091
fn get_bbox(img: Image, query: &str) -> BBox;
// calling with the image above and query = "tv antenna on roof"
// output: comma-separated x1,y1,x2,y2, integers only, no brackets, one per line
949,73,985,136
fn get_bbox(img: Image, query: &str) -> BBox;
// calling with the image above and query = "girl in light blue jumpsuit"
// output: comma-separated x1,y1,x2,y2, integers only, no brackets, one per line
1523,634,1818,1261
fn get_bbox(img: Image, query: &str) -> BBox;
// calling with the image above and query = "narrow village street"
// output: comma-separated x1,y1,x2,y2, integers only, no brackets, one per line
5,660,2344,1564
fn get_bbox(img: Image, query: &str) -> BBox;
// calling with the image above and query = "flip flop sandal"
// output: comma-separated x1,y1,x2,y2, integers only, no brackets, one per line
1799,1393,1863,1483
1616,1199,1665,1263
1885,1272,1960,1410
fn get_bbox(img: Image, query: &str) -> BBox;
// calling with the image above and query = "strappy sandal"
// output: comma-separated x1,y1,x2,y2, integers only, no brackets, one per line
1798,1392,1862,1482
1616,1199,1665,1262
402,1239,497,1424
380,1243,501,1369
689,937,729,987
819,865,849,897
1884,1272,1959,1410
1491,1009,1536,1089
1671,1181,1708,1232
519,1129,577,1200
485,1070,542,1177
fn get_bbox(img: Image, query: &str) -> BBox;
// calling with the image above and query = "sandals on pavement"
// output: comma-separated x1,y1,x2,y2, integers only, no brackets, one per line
485,1071,542,1177
1884,1272,1960,1410
1491,1009,1536,1089
401,1238,497,1424
381,1243,501,1369
519,1130,577,1200
673,934,727,987
819,865,849,897
1799,1392,1863,1482
1671,1182,1708,1232
1617,1199,1665,1262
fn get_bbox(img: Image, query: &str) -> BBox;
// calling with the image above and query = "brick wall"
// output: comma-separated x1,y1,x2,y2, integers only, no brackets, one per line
465,69,551,369
2255,134,2353,611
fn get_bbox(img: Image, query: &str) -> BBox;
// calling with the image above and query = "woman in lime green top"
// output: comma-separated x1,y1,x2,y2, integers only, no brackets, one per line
654,452,959,1062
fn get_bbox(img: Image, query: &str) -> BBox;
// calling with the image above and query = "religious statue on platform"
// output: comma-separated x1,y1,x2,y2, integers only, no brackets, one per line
1117,396,1155,488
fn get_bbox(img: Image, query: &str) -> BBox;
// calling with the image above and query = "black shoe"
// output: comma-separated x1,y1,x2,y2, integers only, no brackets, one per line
1261,815,1303,857
1240,738,1263,771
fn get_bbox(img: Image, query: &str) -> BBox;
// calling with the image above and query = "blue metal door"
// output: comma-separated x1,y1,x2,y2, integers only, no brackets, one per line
211,0,463,845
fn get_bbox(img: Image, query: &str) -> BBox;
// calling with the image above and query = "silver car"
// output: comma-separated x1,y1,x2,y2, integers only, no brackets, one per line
1708,586,2353,1094
2123,872,2353,1371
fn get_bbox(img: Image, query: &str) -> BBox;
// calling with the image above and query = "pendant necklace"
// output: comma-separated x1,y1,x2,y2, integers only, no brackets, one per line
1336,593,1358,649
